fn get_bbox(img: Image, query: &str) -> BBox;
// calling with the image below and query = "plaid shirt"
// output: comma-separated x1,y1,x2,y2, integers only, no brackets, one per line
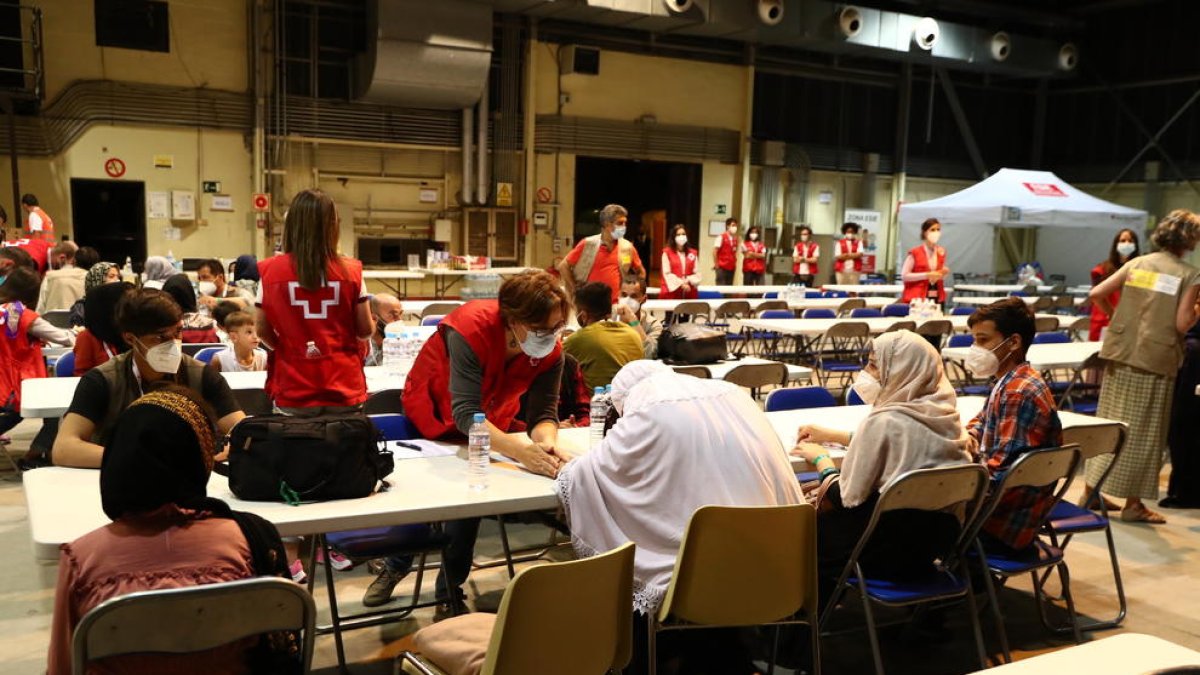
968,362,1063,550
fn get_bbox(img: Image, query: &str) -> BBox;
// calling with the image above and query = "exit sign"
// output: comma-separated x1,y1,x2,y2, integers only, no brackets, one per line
202,181,221,193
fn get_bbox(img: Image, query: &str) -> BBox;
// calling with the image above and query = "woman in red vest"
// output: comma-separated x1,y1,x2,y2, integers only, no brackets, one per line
660,224,700,299
1089,228,1140,341
0,268,50,438
792,225,819,286
256,188,372,413
901,218,951,304
741,225,767,286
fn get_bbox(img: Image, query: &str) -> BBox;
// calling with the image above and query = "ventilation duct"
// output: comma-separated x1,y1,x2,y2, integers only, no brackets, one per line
354,0,492,109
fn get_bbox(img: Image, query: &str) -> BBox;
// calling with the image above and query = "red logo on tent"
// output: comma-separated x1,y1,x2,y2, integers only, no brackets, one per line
1023,182,1066,197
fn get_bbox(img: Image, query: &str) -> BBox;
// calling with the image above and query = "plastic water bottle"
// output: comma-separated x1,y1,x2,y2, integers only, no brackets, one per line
590,387,607,448
166,250,181,272
122,256,133,278
468,413,489,491
382,326,403,374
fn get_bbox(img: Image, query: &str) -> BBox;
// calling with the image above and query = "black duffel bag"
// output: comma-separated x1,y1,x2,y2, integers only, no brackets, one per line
227,413,394,503
658,322,728,365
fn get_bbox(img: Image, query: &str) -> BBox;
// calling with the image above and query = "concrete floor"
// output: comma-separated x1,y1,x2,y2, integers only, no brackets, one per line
3,416,1199,674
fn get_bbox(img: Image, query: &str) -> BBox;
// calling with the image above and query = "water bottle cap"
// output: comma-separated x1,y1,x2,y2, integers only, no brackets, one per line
473,412,486,424
594,387,604,395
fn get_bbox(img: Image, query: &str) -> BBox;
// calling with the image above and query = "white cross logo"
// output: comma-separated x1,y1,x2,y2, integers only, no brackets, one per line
287,281,340,319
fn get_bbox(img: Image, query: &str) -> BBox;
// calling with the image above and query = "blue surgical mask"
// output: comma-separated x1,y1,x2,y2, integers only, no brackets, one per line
612,226,627,240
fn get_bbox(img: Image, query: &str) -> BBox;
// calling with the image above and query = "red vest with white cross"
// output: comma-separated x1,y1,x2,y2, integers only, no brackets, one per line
258,253,367,407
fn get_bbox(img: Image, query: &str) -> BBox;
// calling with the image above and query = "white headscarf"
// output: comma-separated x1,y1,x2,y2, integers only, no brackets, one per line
557,361,803,614
839,330,972,507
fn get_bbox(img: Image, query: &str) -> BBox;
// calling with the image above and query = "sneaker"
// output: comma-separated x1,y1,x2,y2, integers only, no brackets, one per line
289,559,307,585
433,597,470,622
362,567,409,607
316,548,354,571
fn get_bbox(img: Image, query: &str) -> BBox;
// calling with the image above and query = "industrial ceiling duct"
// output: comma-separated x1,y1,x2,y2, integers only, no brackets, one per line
1058,43,1079,71
836,5,863,38
354,0,492,109
757,0,784,26
664,0,695,14
990,31,1011,62
912,17,940,51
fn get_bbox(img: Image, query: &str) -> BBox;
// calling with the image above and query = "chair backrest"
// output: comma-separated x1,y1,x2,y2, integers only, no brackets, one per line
805,291,823,298
801,308,835,319
849,308,882,318
670,302,711,323
1062,422,1126,464
723,363,788,390
756,300,788,312
72,577,315,675
181,342,225,357
362,388,404,415
714,300,751,319
882,303,910,317
825,321,870,339
947,333,973,348
55,351,77,377
916,319,952,337
1034,316,1060,333
760,309,794,320
1066,316,1090,340
951,306,975,316
884,320,916,333
420,302,462,318
43,309,71,329
846,388,865,405
764,291,779,299
672,366,711,379
837,298,866,315
369,413,422,441
966,445,1081,544
1032,332,1070,344
193,347,223,364
483,542,635,675
232,388,272,416
420,315,445,327
1053,295,1074,309
823,290,848,298
660,504,816,626
1032,296,1054,312
764,386,836,411
697,290,723,299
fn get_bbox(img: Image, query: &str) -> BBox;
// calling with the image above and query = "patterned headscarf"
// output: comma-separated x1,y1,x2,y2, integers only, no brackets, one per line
100,387,217,520
84,262,116,292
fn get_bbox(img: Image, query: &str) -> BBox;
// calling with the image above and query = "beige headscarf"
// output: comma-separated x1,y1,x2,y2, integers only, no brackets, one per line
839,330,972,507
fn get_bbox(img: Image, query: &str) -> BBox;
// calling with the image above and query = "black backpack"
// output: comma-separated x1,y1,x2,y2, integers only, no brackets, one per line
657,323,728,365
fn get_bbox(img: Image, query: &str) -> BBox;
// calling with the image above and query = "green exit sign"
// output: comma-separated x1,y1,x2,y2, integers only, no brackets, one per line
202,181,221,193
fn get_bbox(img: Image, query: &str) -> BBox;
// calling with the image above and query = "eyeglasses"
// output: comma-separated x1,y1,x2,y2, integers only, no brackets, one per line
528,324,566,339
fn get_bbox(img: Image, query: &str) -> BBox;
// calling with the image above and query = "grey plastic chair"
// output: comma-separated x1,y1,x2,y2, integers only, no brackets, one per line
72,577,315,675
420,303,463,319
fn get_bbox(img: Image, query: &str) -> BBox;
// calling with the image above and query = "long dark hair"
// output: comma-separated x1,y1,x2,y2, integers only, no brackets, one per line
1105,228,1140,274
283,188,343,290
669,224,689,252
745,225,762,244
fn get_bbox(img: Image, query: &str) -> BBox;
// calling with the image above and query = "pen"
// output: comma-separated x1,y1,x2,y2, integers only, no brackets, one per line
395,441,422,451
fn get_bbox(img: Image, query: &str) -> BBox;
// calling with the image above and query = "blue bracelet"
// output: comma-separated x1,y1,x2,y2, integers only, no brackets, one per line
819,467,841,480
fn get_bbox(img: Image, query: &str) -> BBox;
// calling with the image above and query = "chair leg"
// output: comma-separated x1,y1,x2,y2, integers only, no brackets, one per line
321,536,349,673
963,575,990,670
857,578,886,675
767,625,779,675
496,516,517,580
647,618,657,675
976,546,1012,664
1054,564,1084,644
809,609,823,675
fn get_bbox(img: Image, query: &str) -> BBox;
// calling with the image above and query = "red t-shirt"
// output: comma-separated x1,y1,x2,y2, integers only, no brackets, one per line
565,238,644,302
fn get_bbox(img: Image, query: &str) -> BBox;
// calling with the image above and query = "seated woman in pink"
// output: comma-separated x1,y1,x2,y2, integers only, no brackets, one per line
47,386,293,675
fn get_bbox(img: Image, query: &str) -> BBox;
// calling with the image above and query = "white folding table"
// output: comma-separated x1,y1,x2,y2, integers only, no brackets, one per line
362,269,424,297
822,284,904,295
954,295,1085,307
969,633,1200,675
412,267,536,298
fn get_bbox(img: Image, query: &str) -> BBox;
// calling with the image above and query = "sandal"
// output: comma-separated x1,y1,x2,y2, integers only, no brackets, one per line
1078,490,1120,512
1120,504,1167,524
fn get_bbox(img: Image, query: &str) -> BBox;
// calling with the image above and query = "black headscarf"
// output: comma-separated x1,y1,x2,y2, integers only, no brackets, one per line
234,254,260,283
100,388,217,521
162,273,198,313
84,281,133,353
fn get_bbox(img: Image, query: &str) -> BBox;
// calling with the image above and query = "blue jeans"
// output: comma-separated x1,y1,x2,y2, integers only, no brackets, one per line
386,517,481,602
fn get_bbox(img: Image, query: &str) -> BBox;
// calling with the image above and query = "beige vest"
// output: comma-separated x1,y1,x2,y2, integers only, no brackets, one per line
1101,251,1198,377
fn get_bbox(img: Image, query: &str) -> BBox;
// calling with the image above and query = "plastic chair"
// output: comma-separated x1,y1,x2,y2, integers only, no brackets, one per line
849,308,882,318
765,291,779,299
882,304,910,317
72,577,315,675
669,301,711,324
1033,332,1070,345
805,291,823,298
420,302,462,319
724,362,788,399
697,289,724,299
193,346,223,364
821,465,992,675
182,342,225,357
317,413,449,670
883,320,915,333
1065,316,1091,342
811,322,869,389
846,388,865,405
802,308,836,319
1034,316,1060,333
54,351,76,377
967,445,1084,663
837,298,866,316
756,300,789,312
1057,353,1104,414
400,542,635,675
947,334,973,348
760,309,794,320
650,505,821,675
951,306,975,316
673,366,711,379
1040,424,1128,633
420,315,445,327
765,386,837,412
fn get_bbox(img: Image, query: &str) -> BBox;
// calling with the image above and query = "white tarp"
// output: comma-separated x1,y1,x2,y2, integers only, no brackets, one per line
897,168,1148,284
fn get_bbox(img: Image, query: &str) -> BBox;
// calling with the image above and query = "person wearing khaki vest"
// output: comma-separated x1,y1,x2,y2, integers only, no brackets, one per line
1083,210,1200,524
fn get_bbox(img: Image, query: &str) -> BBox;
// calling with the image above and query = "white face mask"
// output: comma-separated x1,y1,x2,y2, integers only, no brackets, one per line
800,234,810,242
965,336,1012,378
198,281,218,296
520,327,560,359
845,232,857,240
749,232,759,241
138,338,183,374
619,296,641,314
926,230,942,245
728,227,738,236
675,234,688,247
1116,242,1136,258
611,226,627,240
852,370,881,405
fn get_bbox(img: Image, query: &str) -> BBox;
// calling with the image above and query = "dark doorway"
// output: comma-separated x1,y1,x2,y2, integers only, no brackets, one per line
574,157,702,275
70,179,147,267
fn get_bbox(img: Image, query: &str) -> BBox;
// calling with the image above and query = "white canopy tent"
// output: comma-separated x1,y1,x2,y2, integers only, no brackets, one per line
897,168,1148,286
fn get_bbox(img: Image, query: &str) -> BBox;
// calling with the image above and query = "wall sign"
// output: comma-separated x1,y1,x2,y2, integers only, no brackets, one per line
210,194,234,212
153,154,174,169
418,188,439,204
147,191,170,219
202,181,221,193
104,157,126,178
496,182,514,207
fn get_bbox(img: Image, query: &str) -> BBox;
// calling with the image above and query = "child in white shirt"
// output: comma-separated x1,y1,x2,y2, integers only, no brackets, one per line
209,310,267,372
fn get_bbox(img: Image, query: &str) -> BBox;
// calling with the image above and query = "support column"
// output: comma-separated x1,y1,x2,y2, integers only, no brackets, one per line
885,63,913,273
732,45,755,227
935,67,987,179
522,19,538,266
3,96,18,228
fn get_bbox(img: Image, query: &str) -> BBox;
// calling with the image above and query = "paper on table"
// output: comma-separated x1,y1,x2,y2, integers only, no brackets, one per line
385,440,458,460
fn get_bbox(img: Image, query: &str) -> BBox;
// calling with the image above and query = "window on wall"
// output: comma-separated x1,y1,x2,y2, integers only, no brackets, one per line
281,0,367,99
94,0,170,53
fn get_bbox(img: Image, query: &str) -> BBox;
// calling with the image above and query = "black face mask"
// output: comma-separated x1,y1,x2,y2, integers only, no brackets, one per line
375,318,387,335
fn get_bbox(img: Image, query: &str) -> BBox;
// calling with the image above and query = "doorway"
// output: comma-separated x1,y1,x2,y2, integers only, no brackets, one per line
70,179,147,267
574,157,702,277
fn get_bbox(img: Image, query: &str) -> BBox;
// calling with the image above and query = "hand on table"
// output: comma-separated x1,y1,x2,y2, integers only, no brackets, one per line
796,424,838,445
790,442,828,463
514,441,568,478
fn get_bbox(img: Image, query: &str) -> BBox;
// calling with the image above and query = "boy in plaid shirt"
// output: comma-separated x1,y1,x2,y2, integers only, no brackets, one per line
965,298,1064,552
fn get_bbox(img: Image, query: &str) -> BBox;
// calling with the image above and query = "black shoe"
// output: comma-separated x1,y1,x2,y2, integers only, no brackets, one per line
362,567,409,607
433,597,469,622
1159,497,1200,509
16,455,51,472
